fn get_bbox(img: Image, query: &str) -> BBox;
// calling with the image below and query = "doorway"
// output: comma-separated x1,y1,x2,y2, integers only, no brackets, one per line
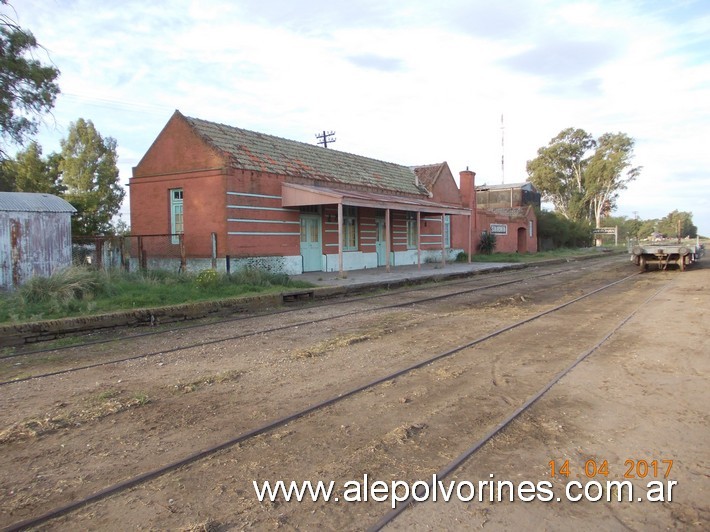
300,214,322,271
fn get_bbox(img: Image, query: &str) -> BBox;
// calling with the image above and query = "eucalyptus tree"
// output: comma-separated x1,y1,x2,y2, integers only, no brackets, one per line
527,128,640,227
0,1,60,159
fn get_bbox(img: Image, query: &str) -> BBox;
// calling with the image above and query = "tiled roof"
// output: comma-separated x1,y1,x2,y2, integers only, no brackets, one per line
0,192,76,213
412,162,446,189
183,113,429,196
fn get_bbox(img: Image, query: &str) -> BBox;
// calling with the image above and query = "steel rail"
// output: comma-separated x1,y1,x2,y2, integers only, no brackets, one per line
0,264,592,387
367,278,672,531
0,256,616,360
1,272,640,532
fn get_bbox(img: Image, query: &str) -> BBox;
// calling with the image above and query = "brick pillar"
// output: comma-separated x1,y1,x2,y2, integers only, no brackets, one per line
460,169,477,255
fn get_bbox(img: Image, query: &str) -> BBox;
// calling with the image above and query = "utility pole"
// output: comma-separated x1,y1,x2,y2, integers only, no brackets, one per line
316,130,336,148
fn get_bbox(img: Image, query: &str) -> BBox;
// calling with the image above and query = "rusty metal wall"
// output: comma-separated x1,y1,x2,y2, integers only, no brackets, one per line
0,211,73,289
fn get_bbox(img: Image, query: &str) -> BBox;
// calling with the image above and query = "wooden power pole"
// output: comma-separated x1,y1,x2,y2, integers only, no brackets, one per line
316,130,336,148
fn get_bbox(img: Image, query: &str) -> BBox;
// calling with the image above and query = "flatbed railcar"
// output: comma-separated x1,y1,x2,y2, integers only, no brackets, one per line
629,239,704,271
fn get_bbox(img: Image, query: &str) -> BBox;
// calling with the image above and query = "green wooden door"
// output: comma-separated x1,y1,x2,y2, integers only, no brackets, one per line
375,218,387,266
300,214,322,272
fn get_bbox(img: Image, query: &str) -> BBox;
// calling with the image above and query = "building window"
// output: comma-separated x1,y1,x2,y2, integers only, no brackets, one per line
406,212,418,249
528,220,534,238
444,215,451,248
342,205,357,251
170,188,183,244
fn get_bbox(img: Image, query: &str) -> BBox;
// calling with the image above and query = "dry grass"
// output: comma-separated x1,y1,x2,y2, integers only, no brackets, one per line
382,422,427,445
293,332,375,359
291,314,413,359
174,369,244,393
180,518,220,532
0,391,149,444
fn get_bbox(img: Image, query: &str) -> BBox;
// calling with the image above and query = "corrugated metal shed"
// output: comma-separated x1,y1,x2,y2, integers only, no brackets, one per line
0,192,77,213
0,192,76,289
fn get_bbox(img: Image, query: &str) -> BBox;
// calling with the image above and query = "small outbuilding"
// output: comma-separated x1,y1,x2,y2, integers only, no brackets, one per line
0,192,76,289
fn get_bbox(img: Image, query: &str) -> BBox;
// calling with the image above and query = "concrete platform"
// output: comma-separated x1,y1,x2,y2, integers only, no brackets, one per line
292,261,523,288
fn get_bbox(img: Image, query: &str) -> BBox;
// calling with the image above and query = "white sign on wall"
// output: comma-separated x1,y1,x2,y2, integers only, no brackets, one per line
490,223,508,235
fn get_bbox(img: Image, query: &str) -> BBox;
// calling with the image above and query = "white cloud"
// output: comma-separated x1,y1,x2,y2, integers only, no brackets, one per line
9,0,710,234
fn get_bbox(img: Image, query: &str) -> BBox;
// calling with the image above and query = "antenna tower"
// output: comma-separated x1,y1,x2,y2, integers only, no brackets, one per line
500,113,505,184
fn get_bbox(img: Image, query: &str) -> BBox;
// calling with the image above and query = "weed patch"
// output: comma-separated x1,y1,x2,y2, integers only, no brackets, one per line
0,266,313,324
173,369,244,393
0,389,150,444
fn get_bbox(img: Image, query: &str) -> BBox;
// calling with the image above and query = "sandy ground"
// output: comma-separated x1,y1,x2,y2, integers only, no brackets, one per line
392,264,708,531
0,257,706,531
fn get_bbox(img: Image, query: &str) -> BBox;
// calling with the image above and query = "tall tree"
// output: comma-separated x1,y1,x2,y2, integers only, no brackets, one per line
526,128,595,221
0,140,63,193
657,210,697,239
527,128,641,226
60,118,125,235
0,1,60,159
585,132,641,228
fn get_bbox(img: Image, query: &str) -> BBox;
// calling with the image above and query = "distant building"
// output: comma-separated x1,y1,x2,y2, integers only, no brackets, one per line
0,192,76,289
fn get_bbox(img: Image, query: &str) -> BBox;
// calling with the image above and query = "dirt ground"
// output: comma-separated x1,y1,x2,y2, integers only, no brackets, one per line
0,257,707,531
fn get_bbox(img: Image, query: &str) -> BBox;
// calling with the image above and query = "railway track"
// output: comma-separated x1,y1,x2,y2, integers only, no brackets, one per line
0,257,619,387
0,262,664,531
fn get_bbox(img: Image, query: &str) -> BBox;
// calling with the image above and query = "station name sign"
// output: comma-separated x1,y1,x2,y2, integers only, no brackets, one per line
490,223,508,235
592,227,617,235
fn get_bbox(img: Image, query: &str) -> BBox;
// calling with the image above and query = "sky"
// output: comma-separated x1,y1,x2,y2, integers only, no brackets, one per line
7,0,710,235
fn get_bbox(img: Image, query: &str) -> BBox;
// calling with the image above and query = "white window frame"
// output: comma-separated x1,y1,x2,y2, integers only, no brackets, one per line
406,212,418,249
170,188,184,245
342,205,358,251
444,214,451,248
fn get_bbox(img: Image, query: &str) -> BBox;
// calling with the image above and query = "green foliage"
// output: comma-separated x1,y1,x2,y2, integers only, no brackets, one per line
527,128,640,225
526,128,593,222
478,232,497,254
195,268,219,287
537,209,593,248
454,251,469,262
0,266,312,323
0,141,64,193
602,211,697,241
60,119,125,235
10,267,101,317
637,218,658,239
0,3,60,159
656,210,697,239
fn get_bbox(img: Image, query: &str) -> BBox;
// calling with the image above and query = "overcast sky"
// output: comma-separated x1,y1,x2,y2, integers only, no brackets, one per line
11,0,710,234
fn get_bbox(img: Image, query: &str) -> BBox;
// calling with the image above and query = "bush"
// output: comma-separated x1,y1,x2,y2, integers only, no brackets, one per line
536,210,593,249
478,232,497,254
195,269,219,287
19,267,100,306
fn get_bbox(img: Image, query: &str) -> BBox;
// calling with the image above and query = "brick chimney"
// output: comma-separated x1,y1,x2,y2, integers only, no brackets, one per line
460,168,478,257
459,168,476,212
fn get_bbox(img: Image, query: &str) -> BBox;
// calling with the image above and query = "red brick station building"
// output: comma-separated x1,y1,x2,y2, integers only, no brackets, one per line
130,111,538,275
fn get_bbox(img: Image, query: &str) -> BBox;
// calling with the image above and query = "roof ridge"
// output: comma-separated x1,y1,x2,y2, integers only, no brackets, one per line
182,113,415,171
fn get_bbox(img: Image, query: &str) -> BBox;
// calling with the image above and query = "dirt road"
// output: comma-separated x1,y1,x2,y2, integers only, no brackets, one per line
0,257,707,530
